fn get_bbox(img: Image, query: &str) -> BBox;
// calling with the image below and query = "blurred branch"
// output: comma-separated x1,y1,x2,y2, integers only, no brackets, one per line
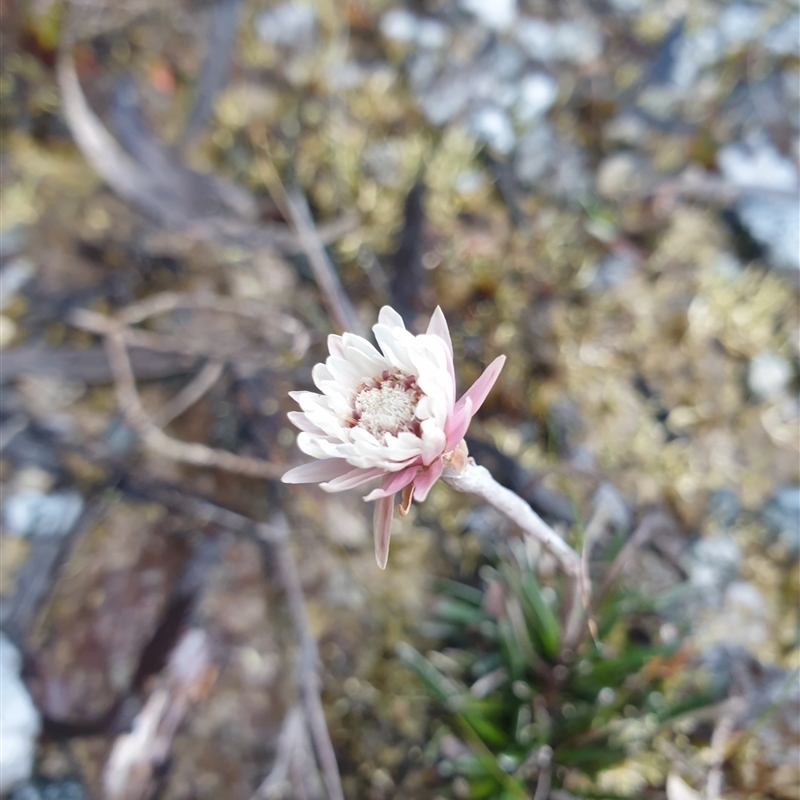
258,514,345,800
150,360,225,428
57,50,356,255
253,140,364,337
67,307,283,480
596,510,678,603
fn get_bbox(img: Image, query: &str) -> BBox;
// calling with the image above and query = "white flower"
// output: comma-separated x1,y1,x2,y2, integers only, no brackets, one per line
283,306,505,568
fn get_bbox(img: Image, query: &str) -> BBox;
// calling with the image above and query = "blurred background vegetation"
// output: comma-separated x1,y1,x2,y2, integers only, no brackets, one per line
0,0,798,799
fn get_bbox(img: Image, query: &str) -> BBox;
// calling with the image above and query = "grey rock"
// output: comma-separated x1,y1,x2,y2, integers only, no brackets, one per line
11,781,85,800
3,489,84,538
718,137,798,193
593,481,632,532
0,226,27,260
418,69,473,125
737,194,800,274
0,258,35,312
707,488,740,529
761,485,800,557
514,73,558,123
607,0,645,11
719,4,767,47
379,9,418,43
460,0,516,31
765,14,800,57
587,250,639,292
515,18,558,62
671,27,723,88
596,152,651,199
468,106,515,154
516,18,603,64
380,10,448,49
0,635,41,794
514,125,555,189
683,534,741,597
553,21,603,64
604,113,648,147
255,2,315,48
748,352,793,400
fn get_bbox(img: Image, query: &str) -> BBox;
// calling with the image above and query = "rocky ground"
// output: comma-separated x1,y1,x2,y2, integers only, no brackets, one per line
0,0,798,798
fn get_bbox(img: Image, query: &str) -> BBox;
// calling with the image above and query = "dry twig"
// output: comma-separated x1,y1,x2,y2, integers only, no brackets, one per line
257,514,345,800
254,141,364,337
66,306,284,480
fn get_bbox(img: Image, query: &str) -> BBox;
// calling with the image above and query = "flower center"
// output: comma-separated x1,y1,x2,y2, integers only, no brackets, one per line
351,371,422,438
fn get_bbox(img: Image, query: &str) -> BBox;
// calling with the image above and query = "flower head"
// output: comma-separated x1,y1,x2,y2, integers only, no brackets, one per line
282,306,505,568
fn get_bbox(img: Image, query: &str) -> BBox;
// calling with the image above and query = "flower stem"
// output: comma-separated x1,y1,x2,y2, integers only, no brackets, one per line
442,461,584,652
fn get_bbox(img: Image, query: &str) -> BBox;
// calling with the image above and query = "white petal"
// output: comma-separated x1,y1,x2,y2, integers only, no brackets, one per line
426,306,453,355
320,466,386,492
287,411,326,435
378,306,406,329
282,459,353,484
419,418,447,465
326,355,364,387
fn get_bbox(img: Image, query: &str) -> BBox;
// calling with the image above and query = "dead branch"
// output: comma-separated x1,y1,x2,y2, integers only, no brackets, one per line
150,360,225,429
257,514,345,800
102,323,283,479
253,142,364,337
596,510,678,603
705,698,745,800
57,49,356,256
251,705,316,800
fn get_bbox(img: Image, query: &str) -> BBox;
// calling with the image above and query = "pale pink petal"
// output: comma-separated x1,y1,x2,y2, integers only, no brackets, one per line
426,306,453,355
373,494,395,569
363,464,419,501
444,397,472,452
320,466,387,492
282,459,353,484
454,355,506,418
419,419,447,465
412,458,444,502
287,411,326,435
378,306,406,330
327,334,344,357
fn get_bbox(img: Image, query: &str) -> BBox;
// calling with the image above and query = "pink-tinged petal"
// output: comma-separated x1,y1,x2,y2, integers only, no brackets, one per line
282,459,353,484
378,306,406,330
287,411,326,435
445,397,473,452
320,466,386,492
426,306,453,355
373,494,395,569
327,334,344,357
454,355,506,418
412,458,444,502
363,464,419,501
419,419,447,465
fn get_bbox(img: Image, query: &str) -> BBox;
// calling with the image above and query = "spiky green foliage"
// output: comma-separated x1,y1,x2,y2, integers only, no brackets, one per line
400,546,720,798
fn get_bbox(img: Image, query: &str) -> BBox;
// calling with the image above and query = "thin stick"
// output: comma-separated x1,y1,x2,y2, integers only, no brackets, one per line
151,360,225,428
706,698,744,800
595,510,675,604
258,514,345,800
253,142,364,337
443,462,583,653
103,323,283,479
252,705,308,800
